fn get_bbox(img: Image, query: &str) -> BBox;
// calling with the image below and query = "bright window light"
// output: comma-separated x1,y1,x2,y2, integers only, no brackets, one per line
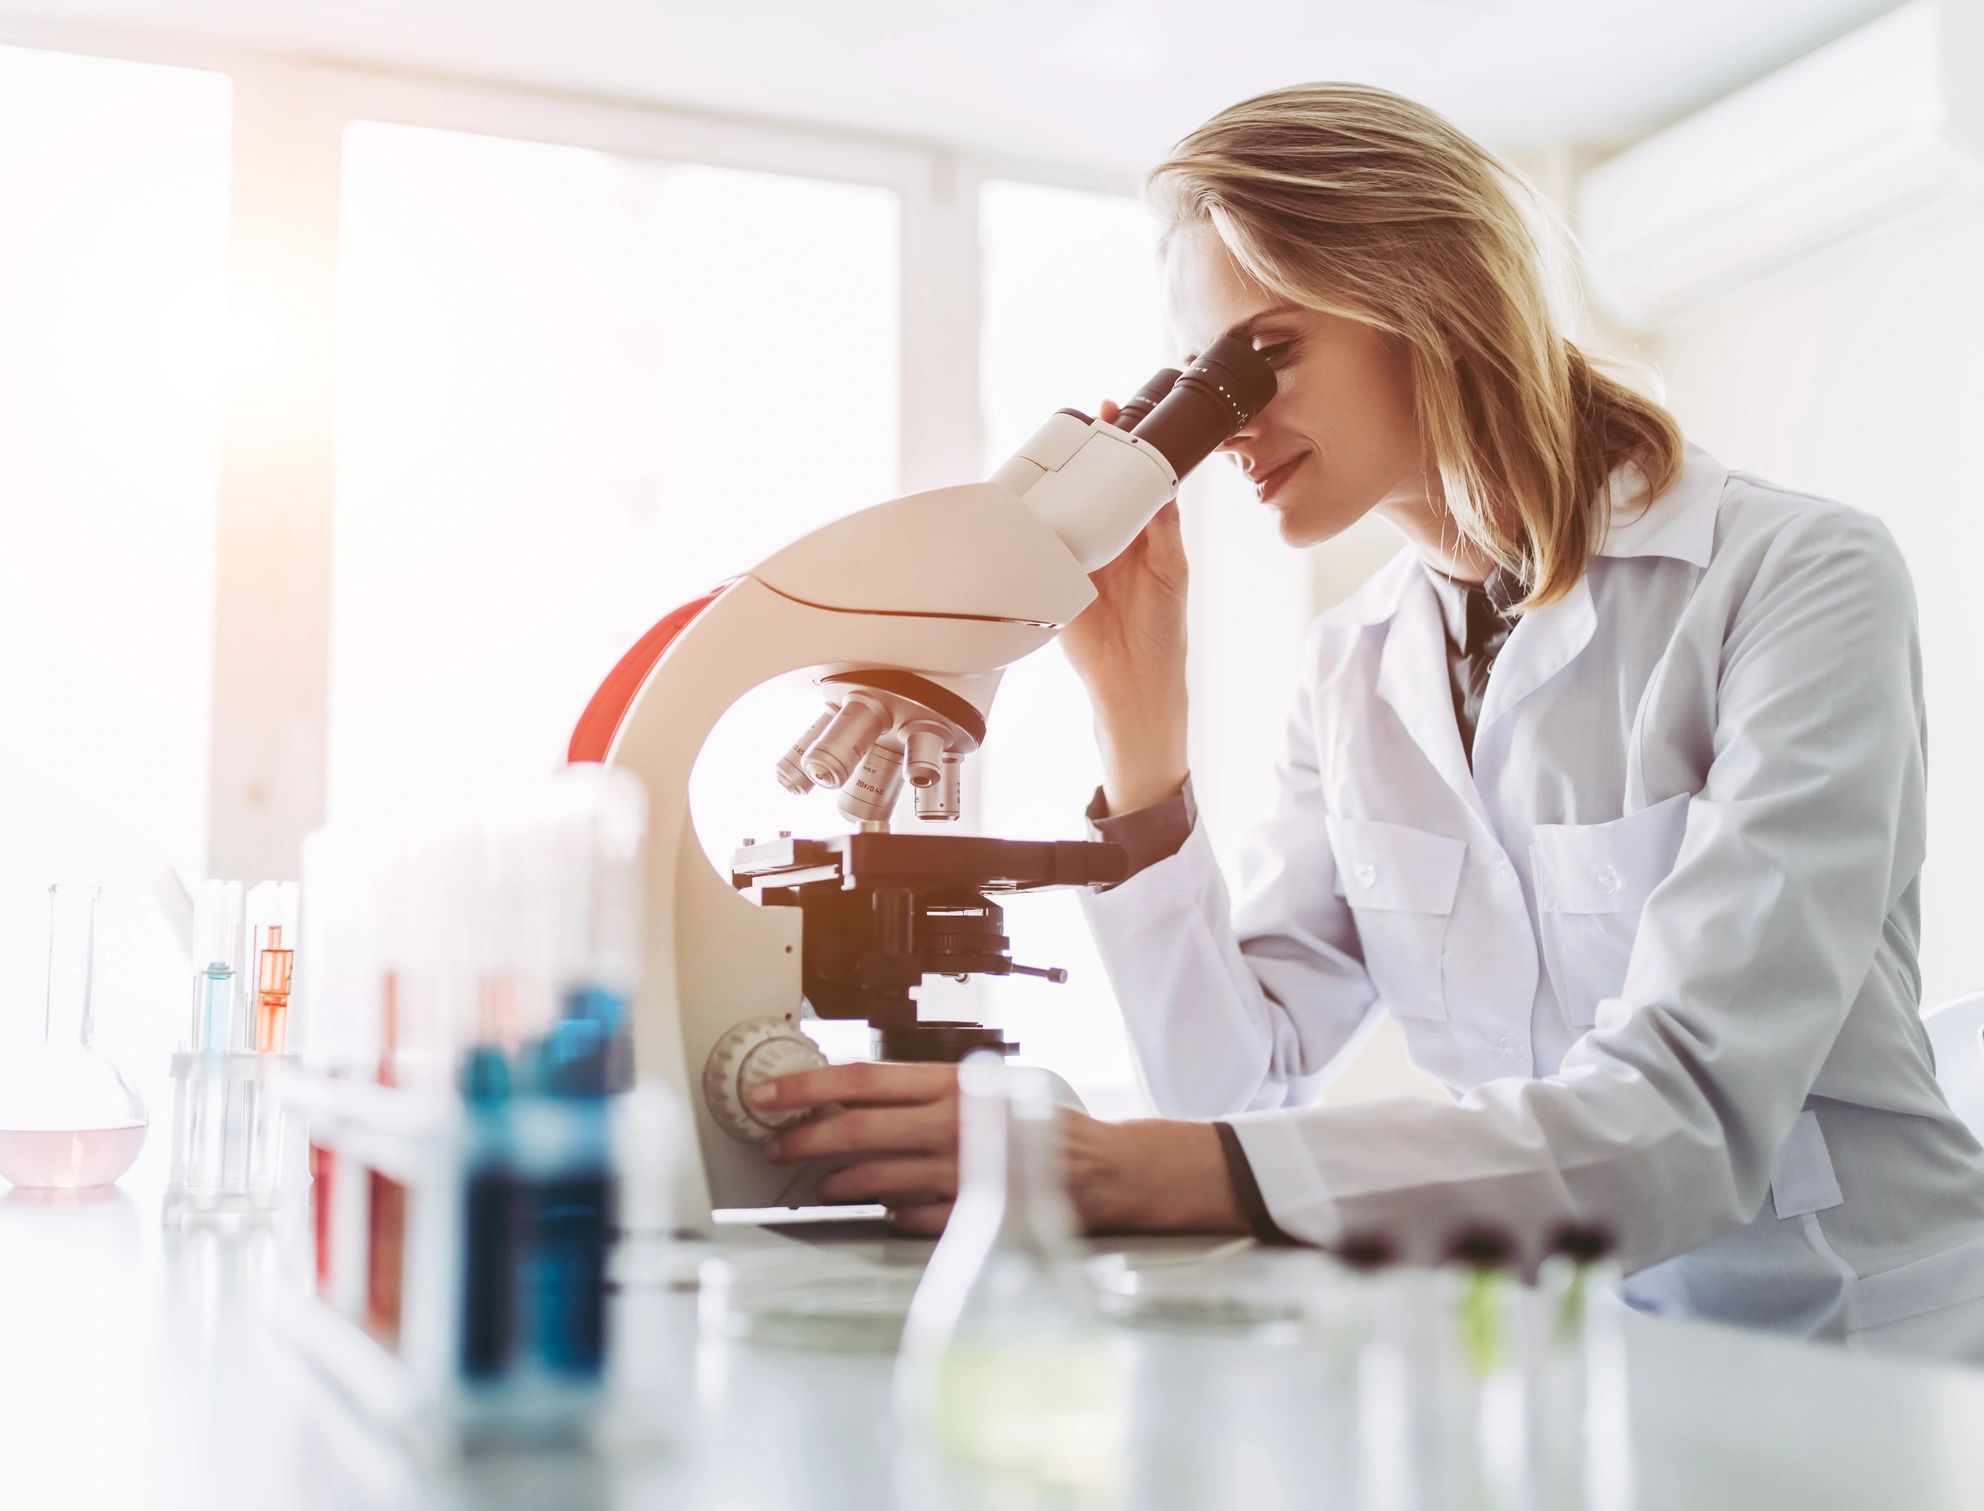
0,47,232,1114
976,179,1170,1116
329,124,901,875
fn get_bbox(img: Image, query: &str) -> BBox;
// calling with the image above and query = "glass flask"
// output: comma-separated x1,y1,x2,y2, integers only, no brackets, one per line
0,884,149,1188
893,1052,1126,1505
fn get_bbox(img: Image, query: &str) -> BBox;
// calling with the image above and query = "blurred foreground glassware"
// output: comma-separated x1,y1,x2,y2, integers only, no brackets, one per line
0,884,149,1188
1360,1227,1528,1511
895,1052,1125,1506
1086,1243,1334,1340
1526,1226,1633,1511
698,1247,923,1353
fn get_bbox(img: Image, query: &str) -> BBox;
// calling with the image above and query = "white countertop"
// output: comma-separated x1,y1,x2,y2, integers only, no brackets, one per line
5,1167,1983,1511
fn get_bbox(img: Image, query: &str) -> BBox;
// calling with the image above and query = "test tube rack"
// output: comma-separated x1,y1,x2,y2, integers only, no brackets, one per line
278,1068,637,1445
164,1050,303,1222
276,766,663,1447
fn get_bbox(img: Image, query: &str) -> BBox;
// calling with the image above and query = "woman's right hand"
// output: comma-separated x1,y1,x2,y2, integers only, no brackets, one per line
1057,400,1192,816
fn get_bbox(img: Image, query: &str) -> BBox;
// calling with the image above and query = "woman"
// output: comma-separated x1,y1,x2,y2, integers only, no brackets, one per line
749,83,1984,1354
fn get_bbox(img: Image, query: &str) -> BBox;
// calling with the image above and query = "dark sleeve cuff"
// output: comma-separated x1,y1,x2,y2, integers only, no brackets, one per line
1213,1121,1298,1245
1084,775,1197,885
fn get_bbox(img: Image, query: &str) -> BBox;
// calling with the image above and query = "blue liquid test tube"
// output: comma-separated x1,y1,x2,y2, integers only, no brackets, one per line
459,1046,518,1383
189,880,243,1053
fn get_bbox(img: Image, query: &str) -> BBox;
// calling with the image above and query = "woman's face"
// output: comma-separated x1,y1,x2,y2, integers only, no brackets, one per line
1160,222,1444,555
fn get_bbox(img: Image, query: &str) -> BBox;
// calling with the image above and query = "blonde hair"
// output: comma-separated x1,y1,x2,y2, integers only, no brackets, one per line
1149,83,1681,608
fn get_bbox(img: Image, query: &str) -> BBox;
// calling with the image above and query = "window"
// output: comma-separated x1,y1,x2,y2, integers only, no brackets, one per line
974,179,1318,1115
329,123,901,867
0,47,232,1114
974,180,1170,1116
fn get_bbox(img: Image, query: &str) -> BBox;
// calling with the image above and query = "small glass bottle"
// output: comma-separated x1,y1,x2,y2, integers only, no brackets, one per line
1527,1224,1632,1511
1360,1225,1525,1511
894,1052,1124,1503
0,884,149,1189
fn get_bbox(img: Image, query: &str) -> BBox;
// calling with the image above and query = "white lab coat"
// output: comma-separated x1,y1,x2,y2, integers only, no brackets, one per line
1081,446,1984,1353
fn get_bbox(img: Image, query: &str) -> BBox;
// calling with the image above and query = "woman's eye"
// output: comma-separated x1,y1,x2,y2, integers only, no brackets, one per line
1255,340,1296,367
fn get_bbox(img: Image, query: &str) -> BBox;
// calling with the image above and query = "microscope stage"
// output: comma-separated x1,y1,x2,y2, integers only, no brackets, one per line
730,832,1128,900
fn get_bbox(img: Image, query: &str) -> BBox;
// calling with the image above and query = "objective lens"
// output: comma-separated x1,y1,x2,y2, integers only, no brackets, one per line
1128,333,1276,480
775,708,836,795
802,693,888,789
900,720,948,789
837,741,906,826
1112,368,1180,432
914,754,963,822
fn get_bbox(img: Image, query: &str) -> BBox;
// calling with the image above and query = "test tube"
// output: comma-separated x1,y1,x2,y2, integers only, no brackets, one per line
459,1046,518,1382
519,1021,613,1381
189,880,243,1053
247,881,300,1054
187,881,242,1198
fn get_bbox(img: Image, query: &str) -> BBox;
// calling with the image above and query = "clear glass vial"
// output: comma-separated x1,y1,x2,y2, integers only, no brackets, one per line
1525,1225,1633,1511
0,884,149,1188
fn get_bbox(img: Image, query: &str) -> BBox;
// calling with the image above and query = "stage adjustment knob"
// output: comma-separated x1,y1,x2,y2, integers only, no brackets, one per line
702,1016,830,1144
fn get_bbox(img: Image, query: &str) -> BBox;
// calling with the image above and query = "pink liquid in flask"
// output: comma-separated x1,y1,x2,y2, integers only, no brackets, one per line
0,1125,147,1189
0,886,150,1191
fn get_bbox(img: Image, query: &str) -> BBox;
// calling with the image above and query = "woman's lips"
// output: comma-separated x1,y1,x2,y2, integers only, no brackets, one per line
1253,453,1306,503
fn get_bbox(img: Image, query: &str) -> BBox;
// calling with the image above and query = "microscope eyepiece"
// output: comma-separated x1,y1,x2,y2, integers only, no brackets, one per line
1126,333,1277,480
1111,368,1180,432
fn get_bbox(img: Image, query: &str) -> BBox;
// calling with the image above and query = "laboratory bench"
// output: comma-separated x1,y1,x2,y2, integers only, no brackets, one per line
5,1162,1983,1511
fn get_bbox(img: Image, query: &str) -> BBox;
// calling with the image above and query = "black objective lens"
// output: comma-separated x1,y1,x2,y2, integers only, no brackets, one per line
1127,333,1277,480
1111,368,1180,432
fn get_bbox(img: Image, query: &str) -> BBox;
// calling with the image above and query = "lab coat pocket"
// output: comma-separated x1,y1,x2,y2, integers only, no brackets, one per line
1325,816,1465,1022
1532,793,1690,1027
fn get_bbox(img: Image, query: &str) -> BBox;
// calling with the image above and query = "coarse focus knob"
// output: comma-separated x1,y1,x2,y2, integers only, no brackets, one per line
702,1016,830,1144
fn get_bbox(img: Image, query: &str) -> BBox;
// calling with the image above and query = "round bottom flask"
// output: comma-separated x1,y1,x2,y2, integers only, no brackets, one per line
0,884,148,1190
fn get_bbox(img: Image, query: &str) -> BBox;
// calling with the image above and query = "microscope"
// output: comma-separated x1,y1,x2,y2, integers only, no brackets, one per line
568,337,1275,1225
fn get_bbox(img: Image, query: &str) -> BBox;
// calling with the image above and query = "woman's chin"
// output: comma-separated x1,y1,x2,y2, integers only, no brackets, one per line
1271,496,1357,549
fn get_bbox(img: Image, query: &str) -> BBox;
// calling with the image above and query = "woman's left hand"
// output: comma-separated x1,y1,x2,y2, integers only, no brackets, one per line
754,1061,969,1235
752,1062,1250,1238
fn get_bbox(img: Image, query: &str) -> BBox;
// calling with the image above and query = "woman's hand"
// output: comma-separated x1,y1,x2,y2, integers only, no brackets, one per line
756,1062,966,1235
1055,399,1192,816
753,1061,1250,1237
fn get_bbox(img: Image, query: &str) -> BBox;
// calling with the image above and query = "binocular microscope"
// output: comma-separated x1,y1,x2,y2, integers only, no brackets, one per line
569,336,1276,1227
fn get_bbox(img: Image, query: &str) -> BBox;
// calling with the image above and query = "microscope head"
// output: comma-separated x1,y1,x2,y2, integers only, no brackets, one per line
720,335,1276,1061
770,331,1278,832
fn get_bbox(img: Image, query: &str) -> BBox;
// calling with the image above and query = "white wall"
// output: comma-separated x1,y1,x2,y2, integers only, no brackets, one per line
1655,204,1984,1008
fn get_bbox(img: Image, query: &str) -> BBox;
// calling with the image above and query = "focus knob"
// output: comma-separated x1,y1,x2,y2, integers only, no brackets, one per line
702,1016,830,1144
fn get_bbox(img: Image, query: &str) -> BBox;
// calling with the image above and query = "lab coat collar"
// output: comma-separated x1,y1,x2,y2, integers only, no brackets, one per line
1375,568,1495,829
1339,442,1726,633
1596,444,1726,568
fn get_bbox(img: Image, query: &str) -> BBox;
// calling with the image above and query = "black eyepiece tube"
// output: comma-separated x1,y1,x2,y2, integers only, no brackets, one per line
1128,334,1277,480
1111,367,1181,432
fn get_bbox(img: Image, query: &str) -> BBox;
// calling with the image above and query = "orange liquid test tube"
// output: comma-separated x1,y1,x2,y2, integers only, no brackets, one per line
254,925,294,1053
